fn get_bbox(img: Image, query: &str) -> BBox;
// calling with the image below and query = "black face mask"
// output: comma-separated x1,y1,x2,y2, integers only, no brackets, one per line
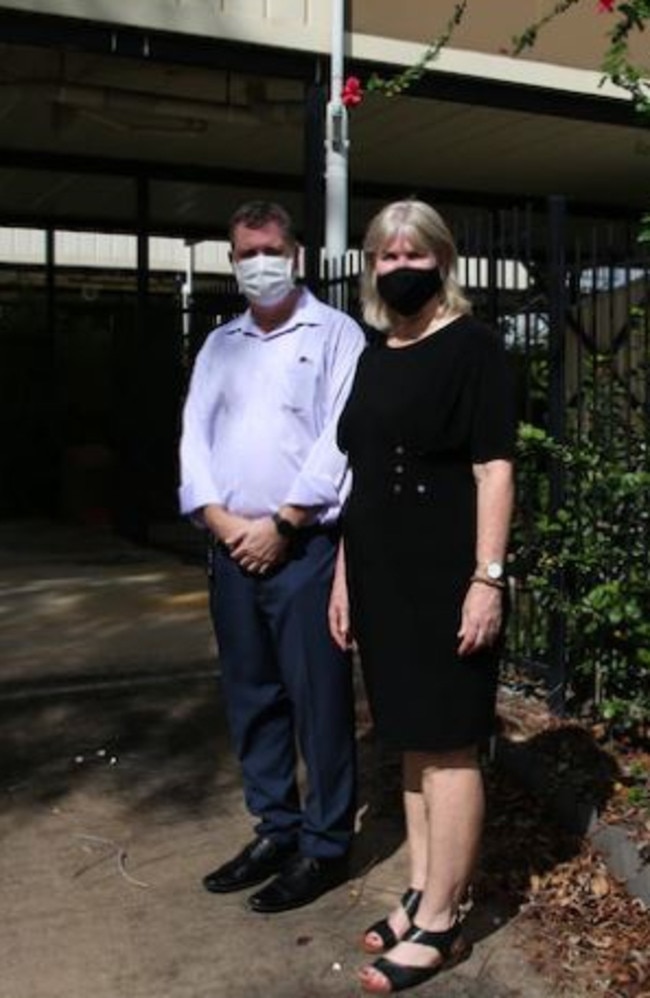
376,266,443,317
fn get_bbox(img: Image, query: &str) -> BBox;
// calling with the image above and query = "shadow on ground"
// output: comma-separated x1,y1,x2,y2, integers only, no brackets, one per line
0,675,231,817
0,676,407,880
498,723,622,831
0,666,628,998
0,672,620,930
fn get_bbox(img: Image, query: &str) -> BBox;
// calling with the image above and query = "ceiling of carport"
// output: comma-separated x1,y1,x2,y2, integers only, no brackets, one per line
0,39,648,242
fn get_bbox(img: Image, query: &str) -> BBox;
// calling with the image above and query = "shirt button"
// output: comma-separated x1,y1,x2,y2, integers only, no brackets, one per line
416,483,427,494
393,483,403,494
395,464,404,474
395,444,405,455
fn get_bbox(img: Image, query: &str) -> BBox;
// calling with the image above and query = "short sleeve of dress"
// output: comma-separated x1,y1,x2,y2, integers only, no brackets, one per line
336,344,371,455
469,326,517,463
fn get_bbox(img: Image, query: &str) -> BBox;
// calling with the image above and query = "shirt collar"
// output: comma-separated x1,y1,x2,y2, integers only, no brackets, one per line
225,287,322,339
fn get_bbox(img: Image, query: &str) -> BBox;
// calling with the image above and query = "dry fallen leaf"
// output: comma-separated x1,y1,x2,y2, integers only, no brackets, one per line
590,873,610,898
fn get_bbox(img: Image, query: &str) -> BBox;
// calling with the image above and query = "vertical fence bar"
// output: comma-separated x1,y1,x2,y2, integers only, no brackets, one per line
546,195,568,714
645,259,650,576
645,260,650,579
116,176,150,543
45,227,59,517
304,74,326,294
518,205,536,673
486,209,498,327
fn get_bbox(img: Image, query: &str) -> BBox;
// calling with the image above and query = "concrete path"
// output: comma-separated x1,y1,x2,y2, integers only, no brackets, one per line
0,521,554,998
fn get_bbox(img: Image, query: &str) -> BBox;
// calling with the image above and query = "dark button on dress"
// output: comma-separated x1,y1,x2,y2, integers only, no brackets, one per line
338,316,516,751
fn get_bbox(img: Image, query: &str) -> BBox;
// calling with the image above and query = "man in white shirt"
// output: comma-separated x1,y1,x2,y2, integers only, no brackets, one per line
179,201,365,912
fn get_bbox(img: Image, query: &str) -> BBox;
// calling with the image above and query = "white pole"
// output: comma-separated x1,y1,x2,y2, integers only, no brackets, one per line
325,0,348,302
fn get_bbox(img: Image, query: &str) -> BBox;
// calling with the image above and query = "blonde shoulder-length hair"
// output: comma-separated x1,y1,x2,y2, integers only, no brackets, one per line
360,200,471,331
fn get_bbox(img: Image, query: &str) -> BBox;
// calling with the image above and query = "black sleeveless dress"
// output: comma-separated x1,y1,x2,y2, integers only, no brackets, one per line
338,316,516,752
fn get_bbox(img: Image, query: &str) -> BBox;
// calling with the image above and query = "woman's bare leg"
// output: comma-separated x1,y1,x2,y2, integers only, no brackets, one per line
363,752,430,949
360,746,482,985
416,746,483,929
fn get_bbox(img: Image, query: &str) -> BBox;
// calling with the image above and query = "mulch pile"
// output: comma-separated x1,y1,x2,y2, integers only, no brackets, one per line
480,686,650,997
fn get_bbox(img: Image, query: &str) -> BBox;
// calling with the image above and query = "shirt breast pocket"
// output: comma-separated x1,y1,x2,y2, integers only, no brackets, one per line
282,356,319,413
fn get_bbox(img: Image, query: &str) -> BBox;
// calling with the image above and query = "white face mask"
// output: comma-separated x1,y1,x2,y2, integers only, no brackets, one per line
233,254,295,306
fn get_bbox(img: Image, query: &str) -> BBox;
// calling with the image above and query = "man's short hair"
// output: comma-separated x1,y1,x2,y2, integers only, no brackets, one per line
228,201,296,249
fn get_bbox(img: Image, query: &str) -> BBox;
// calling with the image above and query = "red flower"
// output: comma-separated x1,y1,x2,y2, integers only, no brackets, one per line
597,0,616,11
341,76,363,108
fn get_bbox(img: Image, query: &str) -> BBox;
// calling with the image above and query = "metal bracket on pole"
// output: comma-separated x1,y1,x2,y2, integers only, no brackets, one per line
325,98,349,259
327,100,348,155
181,240,196,367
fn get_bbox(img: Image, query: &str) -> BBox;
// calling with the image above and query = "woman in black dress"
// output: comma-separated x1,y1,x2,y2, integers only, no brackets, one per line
329,200,515,994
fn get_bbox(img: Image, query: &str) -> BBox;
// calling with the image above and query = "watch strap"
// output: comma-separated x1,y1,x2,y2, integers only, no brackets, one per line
272,512,299,539
470,574,506,590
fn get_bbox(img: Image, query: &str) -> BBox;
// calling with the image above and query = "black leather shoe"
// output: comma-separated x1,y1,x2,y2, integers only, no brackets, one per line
247,854,349,913
202,837,297,894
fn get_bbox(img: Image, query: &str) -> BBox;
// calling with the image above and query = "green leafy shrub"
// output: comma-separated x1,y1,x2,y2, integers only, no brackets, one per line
511,377,650,729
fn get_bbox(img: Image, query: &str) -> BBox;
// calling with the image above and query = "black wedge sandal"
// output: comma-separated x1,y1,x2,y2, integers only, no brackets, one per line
360,919,470,994
362,887,423,955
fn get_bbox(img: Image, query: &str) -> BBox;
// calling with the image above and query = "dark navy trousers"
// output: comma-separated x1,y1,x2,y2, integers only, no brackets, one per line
208,531,356,859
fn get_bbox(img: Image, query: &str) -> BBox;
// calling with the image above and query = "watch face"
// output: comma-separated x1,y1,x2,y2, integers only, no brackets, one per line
486,561,504,580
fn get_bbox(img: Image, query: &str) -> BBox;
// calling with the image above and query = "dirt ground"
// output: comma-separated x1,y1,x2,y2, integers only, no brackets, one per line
0,520,568,998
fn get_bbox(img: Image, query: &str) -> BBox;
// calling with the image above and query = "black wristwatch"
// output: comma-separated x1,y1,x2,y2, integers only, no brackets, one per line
272,512,300,540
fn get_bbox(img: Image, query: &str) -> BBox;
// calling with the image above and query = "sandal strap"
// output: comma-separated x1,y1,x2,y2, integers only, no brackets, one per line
364,918,398,950
364,887,422,950
400,887,422,919
371,956,439,992
403,920,462,961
